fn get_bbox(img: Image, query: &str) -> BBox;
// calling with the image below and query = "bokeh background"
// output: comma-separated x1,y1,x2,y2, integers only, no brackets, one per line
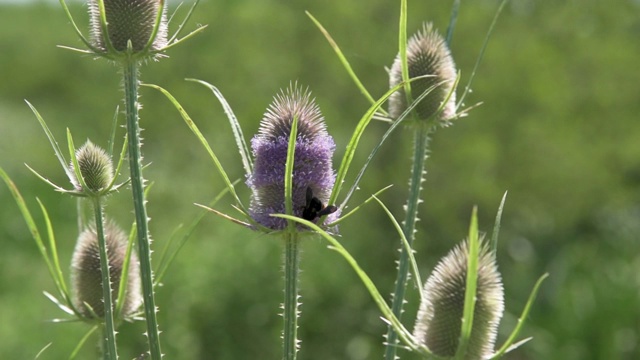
1,0,639,359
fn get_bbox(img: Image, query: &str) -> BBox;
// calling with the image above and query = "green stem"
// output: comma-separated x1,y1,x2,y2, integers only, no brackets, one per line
122,58,162,359
283,231,301,360
93,198,118,360
384,123,430,360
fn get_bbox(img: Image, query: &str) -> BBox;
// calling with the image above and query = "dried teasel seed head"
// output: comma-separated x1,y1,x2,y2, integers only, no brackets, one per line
89,0,168,56
247,83,338,230
413,239,504,359
71,221,142,319
389,23,457,124
70,140,114,193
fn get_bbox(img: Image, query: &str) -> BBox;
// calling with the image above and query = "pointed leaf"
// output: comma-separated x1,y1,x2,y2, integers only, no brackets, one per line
456,0,508,111
187,79,253,175
142,83,247,212
456,206,480,358
306,12,380,111
491,191,508,252
491,273,549,359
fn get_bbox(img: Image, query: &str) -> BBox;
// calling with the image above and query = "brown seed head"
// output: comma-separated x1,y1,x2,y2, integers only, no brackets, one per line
413,240,504,359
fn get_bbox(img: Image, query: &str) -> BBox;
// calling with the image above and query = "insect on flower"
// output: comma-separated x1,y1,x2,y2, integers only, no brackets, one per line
302,187,337,221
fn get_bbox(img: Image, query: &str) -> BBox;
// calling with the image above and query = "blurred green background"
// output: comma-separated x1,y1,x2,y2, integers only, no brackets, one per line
1,0,639,359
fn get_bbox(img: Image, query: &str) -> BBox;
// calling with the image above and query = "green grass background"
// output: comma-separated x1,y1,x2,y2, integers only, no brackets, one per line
1,0,639,359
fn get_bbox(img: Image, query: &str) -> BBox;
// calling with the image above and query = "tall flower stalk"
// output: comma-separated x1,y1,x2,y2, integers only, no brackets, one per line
89,1,168,356
55,0,205,357
384,21,458,360
122,59,161,359
246,85,338,359
69,140,121,359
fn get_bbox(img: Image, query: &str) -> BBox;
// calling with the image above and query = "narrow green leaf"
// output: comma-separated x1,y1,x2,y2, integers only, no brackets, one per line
160,25,208,52
43,291,74,316
37,198,68,297
0,167,58,291
195,203,255,229
284,116,298,232
491,191,508,252
445,0,461,46
35,342,52,359
95,0,117,55
105,133,128,193
329,80,420,207
56,45,95,55
107,106,120,156
69,325,99,360
399,0,412,107
457,206,480,359
24,164,68,193
339,77,441,209
168,0,201,43
154,181,238,286
115,215,136,318
187,79,253,175
66,129,91,195
143,83,246,212
57,0,100,54
490,273,549,359
306,12,380,111
328,185,392,225
371,196,423,299
142,0,166,54
457,0,509,111
272,214,431,357
25,100,74,181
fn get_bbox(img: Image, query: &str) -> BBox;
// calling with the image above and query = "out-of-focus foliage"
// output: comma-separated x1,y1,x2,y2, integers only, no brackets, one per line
0,0,639,359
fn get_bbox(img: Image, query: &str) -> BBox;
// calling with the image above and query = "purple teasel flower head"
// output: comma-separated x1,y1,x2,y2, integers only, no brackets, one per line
246,84,339,231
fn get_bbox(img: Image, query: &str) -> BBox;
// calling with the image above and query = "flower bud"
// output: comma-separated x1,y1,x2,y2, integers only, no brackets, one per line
413,240,504,359
389,23,457,123
89,0,168,55
247,84,338,230
70,140,113,193
71,221,142,319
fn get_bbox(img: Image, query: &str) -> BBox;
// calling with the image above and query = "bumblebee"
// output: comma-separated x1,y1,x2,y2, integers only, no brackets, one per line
302,187,337,221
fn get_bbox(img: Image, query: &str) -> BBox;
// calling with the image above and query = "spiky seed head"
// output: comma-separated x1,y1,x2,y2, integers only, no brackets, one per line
71,221,142,320
247,84,338,230
89,0,168,55
389,23,457,123
70,140,114,193
413,239,504,359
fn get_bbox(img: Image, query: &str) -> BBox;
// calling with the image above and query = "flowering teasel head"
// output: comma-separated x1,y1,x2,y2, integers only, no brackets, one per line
71,221,142,320
69,140,114,194
246,84,338,230
413,239,504,359
389,23,457,124
89,0,168,58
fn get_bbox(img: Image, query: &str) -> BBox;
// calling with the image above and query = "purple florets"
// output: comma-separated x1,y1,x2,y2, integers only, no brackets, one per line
247,85,338,230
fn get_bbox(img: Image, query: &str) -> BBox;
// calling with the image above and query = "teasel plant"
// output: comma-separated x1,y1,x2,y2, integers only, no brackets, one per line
53,0,206,358
276,197,548,359
145,63,436,358
1,102,236,358
137,1,544,359
0,99,142,359
305,0,528,357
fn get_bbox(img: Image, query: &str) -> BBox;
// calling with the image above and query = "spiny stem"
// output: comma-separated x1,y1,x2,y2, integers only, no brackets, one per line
93,197,118,360
384,123,430,360
283,231,301,360
122,58,162,359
